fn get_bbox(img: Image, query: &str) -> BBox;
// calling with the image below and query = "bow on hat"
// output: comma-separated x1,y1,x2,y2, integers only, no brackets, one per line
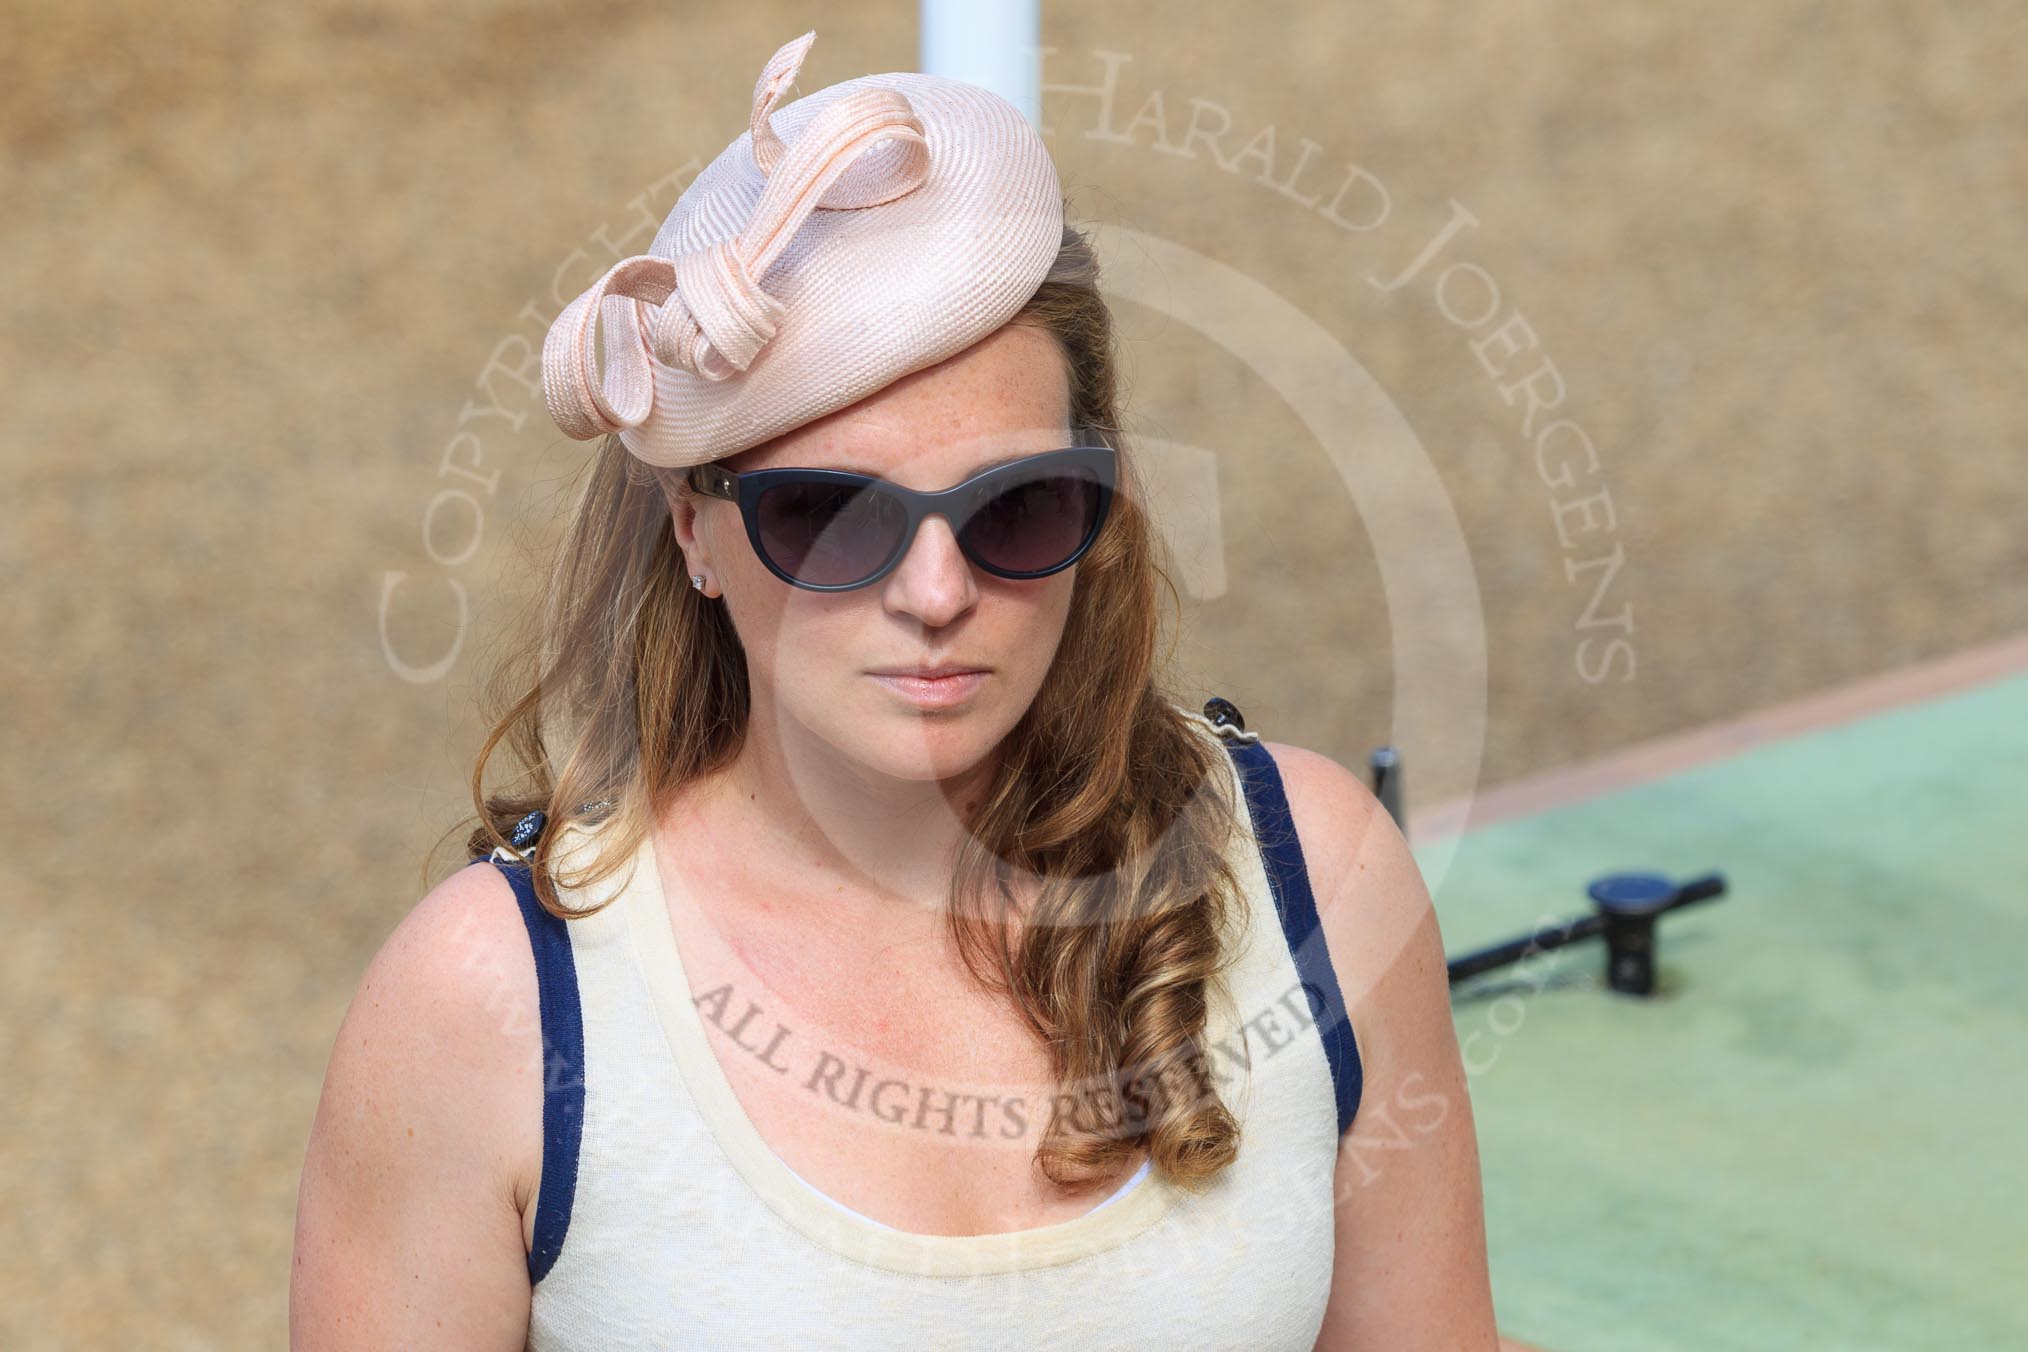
541,31,930,442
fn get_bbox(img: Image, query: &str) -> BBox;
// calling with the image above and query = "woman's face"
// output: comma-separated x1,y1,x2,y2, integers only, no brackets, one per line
669,322,1082,783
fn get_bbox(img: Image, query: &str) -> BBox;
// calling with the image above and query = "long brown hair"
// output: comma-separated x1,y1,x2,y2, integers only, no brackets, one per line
439,217,1254,1191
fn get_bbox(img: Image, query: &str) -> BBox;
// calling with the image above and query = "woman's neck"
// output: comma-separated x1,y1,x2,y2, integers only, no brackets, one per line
677,711,1005,939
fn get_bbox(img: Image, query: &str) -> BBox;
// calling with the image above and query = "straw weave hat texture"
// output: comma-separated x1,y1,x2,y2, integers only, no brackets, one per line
540,30,1066,469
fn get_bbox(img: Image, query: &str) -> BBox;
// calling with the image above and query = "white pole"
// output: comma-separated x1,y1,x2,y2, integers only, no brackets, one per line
919,0,1042,131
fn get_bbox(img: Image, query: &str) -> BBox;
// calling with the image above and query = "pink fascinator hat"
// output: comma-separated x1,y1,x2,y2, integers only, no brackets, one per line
539,30,1066,469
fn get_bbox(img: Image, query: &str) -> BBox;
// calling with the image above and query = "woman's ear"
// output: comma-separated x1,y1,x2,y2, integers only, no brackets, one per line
660,471,708,571
665,478,697,535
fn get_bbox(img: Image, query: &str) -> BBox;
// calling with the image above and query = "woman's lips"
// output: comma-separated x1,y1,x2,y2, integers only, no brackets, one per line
868,670,988,708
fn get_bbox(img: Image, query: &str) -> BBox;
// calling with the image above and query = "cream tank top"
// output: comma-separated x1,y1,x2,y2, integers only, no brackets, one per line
486,700,1365,1350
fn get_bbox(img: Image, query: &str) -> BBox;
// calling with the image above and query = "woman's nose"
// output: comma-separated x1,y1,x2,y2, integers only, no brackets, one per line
881,513,979,619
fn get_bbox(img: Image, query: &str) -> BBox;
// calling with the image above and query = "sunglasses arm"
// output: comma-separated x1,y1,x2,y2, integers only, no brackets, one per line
686,462,742,503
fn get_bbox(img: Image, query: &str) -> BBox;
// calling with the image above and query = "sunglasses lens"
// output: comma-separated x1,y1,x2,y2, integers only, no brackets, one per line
754,481,908,587
959,466,1107,575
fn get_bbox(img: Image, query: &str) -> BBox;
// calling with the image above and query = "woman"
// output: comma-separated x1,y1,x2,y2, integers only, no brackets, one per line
292,31,1498,1351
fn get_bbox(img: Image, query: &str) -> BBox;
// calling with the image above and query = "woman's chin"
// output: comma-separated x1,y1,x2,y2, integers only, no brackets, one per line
841,706,1005,781
857,737,997,784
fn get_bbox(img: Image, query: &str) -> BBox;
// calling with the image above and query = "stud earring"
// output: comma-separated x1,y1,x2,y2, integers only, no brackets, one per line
690,575,706,592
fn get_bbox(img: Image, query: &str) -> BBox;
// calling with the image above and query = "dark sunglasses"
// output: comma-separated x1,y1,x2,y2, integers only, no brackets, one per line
685,444,1118,592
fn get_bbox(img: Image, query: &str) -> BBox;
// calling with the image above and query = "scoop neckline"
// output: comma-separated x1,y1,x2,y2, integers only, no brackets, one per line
619,826,1210,1276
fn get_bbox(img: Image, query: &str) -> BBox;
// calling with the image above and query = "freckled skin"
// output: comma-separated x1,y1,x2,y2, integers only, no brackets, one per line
666,322,1081,795
618,322,1134,1239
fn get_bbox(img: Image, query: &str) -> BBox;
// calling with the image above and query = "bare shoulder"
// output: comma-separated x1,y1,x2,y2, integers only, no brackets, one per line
353,859,547,1208
290,859,544,1349
1257,734,1452,1089
1260,741,1499,1346
1257,738,1436,985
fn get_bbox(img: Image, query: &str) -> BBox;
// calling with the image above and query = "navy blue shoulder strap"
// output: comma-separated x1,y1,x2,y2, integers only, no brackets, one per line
480,810,584,1286
1206,701,1364,1137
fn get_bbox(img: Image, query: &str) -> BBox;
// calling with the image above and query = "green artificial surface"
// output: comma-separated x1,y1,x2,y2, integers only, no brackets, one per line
1422,672,2028,1351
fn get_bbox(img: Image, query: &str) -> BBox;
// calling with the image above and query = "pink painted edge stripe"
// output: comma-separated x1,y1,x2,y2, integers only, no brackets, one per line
1410,629,2028,845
